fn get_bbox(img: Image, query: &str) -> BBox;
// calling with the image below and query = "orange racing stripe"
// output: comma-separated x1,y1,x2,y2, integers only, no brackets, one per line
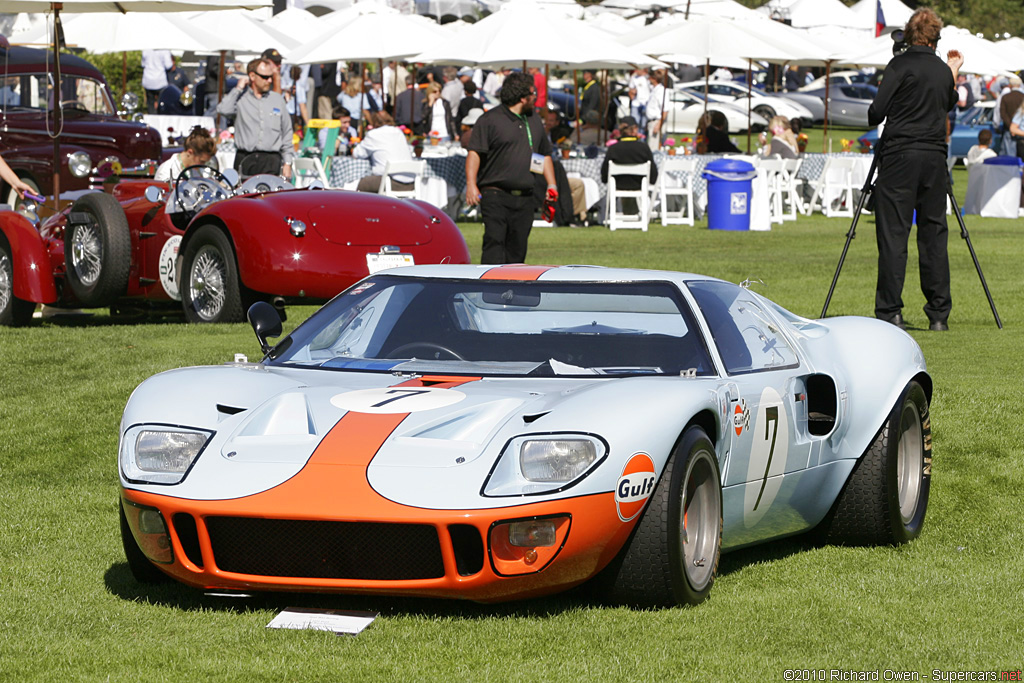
481,265,553,281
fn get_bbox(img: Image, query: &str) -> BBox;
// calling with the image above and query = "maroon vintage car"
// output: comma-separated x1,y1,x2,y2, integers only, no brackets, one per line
0,170,471,325
0,42,162,206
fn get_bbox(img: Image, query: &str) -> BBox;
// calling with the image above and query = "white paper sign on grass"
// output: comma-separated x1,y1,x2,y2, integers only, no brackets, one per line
267,608,377,635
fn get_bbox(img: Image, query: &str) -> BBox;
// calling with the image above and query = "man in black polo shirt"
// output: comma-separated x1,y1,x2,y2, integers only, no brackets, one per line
869,8,962,331
466,72,556,264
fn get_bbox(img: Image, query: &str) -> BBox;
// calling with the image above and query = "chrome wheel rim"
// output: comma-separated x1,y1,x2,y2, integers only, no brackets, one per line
70,223,102,286
681,449,720,591
897,401,923,524
0,253,12,312
189,246,226,321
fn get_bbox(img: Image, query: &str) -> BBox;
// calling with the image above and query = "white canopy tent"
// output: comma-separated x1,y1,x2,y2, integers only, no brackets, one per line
841,27,1024,74
850,0,913,33
261,6,328,43
286,11,450,63
11,11,249,52
185,9,299,55
774,0,862,31
414,3,664,69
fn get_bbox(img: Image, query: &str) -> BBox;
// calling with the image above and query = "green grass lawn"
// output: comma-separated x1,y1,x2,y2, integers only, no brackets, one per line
2,169,1022,680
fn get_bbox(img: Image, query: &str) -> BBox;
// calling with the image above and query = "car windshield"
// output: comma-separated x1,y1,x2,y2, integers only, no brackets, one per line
270,276,716,377
0,72,116,115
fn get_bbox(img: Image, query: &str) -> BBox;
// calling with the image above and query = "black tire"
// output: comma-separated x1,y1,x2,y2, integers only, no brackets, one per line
600,427,722,607
754,104,776,121
0,238,37,326
4,176,41,211
180,225,246,323
818,380,931,546
119,500,169,584
63,192,131,307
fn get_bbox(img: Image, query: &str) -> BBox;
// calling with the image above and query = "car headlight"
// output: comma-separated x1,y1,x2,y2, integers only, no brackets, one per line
68,151,92,178
483,434,606,497
120,425,214,485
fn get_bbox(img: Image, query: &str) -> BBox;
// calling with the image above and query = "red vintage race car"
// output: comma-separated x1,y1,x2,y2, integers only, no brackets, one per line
0,169,471,325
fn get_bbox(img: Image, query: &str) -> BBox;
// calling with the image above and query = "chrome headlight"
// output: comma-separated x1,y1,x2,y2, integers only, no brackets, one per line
120,425,214,484
68,151,92,178
483,434,606,497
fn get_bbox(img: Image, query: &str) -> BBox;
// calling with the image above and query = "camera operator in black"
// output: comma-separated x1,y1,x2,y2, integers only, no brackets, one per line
869,8,963,331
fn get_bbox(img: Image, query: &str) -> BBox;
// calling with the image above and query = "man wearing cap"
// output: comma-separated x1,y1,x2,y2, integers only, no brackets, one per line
217,57,293,180
466,72,556,264
261,48,284,95
601,116,657,215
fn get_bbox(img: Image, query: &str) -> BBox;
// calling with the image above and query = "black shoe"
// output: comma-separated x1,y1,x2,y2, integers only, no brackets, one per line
879,313,906,330
929,320,949,331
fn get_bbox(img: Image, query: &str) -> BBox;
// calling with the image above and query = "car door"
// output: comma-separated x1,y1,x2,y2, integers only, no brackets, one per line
687,281,814,546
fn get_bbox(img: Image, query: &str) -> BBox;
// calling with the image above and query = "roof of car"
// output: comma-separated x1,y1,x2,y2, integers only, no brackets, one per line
0,45,104,77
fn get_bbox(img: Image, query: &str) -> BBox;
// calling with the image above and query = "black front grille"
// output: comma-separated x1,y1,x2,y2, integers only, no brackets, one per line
205,517,445,580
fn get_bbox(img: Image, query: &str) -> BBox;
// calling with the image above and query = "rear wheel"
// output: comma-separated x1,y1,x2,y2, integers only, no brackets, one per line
63,192,131,307
818,380,931,545
180,225,246,323
601,426,722,607
0,239,36,326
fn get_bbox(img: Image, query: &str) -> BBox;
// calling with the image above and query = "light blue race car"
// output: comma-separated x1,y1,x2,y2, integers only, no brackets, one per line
118,264,932,607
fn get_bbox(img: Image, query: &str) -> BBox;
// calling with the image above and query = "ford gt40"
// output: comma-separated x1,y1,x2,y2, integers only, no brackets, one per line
118,265,933,606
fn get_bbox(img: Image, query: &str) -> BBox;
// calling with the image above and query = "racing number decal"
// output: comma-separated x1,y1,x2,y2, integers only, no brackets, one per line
159,235,182,300
330,387,467,414
743,386,789,528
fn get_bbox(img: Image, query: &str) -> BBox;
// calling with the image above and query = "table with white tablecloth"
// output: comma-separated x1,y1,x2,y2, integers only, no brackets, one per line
963,162,1022,218
327,156,457,211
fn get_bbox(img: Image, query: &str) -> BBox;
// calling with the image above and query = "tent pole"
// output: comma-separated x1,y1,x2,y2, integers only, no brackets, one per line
122,51,127,100
574,68,580,145
51,2,63,212
746,59,752,153
823,60,832,152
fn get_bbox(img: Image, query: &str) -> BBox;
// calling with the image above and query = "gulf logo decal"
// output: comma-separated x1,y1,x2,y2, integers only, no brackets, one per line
615,452,657,522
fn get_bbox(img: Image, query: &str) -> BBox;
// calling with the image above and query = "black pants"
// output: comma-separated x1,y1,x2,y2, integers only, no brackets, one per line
480,188,534,264
873,149,951,323
234,150,283,178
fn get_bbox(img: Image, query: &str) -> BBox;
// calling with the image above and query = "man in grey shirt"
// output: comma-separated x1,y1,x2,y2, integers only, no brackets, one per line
217,57,294,180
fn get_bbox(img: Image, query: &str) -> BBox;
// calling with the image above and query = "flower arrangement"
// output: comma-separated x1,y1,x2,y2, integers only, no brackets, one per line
840,138,853,152
797,132,809,153
664,137,676,147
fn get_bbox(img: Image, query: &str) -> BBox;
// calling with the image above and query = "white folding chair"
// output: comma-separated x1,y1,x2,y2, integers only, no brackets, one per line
379,160,426,200
656,157,696,226
758,157,785,224
606,161,651,231
292,157,329,188
779,157,802,221
803,157,857,217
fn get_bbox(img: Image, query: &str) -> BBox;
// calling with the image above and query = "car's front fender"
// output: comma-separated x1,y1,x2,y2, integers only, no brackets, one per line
0,211,57,303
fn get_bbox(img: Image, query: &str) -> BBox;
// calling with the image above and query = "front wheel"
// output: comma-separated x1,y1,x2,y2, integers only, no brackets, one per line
754,104,776,121
180,226,247,323
63,192,132,307
600,426,722,607
4,176,41,212
818,380,931,545
0,239,36,326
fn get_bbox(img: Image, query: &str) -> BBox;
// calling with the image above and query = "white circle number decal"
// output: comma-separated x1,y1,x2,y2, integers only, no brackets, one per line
159,235,182,301
330,387,467,414
743,386,789,528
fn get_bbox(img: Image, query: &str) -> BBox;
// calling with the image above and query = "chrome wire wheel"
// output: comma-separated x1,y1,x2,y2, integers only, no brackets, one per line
0,252,12,312
681,448,720,592
70,223,102,286
188,246,227,322
896,400,924,525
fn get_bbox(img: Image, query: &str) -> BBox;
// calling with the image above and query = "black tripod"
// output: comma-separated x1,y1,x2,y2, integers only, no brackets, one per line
820,147,1003,329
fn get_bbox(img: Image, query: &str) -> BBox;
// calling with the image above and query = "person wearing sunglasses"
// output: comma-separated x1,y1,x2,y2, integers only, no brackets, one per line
217,57,294,180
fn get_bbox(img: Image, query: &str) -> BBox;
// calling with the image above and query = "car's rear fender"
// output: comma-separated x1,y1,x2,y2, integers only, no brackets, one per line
800,316,930,464
0,211,58,303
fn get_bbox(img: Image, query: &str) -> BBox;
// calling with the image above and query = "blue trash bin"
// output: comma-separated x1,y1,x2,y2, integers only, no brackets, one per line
702,158,758,231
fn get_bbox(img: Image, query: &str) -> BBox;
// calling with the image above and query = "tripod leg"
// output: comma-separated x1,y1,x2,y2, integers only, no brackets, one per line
821,151,882,320
946,185,1003,329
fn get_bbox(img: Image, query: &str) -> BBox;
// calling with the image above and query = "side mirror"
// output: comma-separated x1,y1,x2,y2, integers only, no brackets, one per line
247,301,282,354
144,185,165,203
